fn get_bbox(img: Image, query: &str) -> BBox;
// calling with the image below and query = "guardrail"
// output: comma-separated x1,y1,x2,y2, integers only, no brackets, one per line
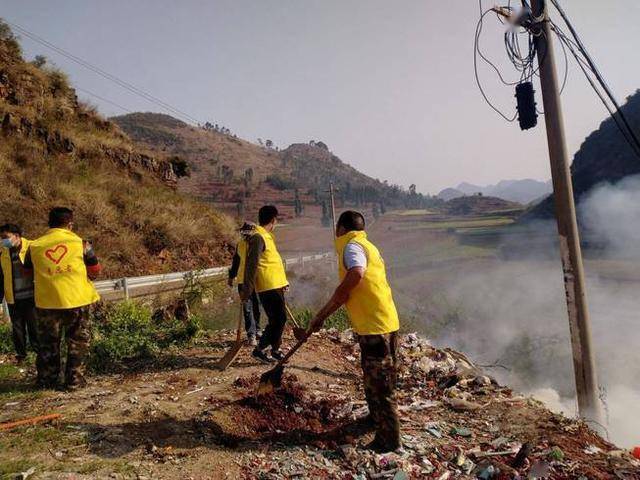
93,252,334,299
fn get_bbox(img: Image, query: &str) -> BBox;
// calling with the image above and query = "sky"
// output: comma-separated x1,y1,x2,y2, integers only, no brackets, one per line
2,0,639,194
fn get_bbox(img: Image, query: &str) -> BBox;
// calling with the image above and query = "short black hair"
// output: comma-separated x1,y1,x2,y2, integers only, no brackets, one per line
258,205,279,226
0,223,22,236
48,207,74,228
337,210,365,232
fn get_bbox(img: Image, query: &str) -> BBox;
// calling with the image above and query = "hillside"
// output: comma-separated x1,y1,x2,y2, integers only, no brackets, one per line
111,113,442,218
0,24,235,277
530,90,640,218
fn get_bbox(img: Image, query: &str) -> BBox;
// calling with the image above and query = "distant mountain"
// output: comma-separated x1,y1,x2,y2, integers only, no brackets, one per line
437,187,465,201
438,179,551,204
530,90,640,218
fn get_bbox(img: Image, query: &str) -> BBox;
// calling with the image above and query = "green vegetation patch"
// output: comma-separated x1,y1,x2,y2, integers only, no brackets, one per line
89,300,200,373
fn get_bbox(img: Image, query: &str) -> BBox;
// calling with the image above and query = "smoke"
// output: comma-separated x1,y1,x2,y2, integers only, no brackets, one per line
581,174,640,259
387,176,640,448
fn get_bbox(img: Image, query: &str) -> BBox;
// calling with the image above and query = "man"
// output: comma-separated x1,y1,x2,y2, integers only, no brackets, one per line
24,207,102,390
308,210,401,452
228,222,261,346
0,224,38,362
242,205,289,364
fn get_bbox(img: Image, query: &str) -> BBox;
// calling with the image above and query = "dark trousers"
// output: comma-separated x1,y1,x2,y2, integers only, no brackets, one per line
36,306,91,388
237,284,261,337
7,298,38,358
257,288,287,351
358,331,401,449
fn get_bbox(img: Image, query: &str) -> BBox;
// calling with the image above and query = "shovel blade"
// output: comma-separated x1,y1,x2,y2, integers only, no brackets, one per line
256,364,284,395
215,341,243,371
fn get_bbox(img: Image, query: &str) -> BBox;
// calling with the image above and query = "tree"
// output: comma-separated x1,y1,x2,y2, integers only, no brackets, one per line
257,138,264,146
265,139,273,149
315,141,328,150
294,189,303,217
321,200,330,227
32,55,47,68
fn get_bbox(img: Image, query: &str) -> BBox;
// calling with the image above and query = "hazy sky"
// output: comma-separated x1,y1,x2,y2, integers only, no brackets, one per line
3,0,639,194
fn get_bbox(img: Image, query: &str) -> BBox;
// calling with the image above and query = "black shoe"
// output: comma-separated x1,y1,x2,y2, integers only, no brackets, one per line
271,349,284,361
363,437,401,453
252,348,275,364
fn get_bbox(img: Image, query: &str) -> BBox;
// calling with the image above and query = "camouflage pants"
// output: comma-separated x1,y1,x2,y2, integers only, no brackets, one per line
358,331,401,450
36,306,91,388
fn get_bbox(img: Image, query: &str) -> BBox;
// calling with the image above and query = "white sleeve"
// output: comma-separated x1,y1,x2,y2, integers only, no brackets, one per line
343,242,367,270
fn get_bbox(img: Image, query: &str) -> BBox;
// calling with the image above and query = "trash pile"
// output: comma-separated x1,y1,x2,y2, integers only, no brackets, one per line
230,330,640,479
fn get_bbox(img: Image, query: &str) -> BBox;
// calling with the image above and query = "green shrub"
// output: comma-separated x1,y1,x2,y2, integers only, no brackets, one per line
293,307,351,332
0,320,13,354
88,301,200,372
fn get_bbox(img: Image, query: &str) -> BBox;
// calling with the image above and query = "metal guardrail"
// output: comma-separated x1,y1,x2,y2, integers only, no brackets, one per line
93,252,334,298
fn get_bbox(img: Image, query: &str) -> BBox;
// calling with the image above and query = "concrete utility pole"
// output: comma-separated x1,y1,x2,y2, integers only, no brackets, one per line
530,0,602,425
327,182,337,241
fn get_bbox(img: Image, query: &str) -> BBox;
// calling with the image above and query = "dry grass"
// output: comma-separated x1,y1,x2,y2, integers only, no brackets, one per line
0,33,236,277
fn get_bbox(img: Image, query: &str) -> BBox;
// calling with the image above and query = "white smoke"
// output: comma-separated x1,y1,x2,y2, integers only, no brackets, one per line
397,176,640,448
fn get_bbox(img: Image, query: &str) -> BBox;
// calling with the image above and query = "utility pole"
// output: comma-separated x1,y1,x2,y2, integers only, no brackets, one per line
326,182,337,241
530,0,602,425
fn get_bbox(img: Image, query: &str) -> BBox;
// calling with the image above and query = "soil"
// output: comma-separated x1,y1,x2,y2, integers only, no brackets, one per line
0,330,638,480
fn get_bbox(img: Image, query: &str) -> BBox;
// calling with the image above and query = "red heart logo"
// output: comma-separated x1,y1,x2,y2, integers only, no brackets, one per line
45,244,68,265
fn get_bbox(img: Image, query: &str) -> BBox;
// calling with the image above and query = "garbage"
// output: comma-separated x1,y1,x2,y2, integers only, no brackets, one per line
633,446,640,460
583,444,602,455
449,426,472,437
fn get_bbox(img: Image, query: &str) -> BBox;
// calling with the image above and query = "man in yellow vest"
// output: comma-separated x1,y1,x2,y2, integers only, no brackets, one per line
0,224,38,362
241,205,289,364
23,207,102,390
228,222,262,346
308,210,401,452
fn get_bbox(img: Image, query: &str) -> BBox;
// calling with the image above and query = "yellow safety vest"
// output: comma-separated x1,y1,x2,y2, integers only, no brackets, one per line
1,238,31,305
335,230,399,335
28,228,100,309
236,238,248,284
254,225,288,293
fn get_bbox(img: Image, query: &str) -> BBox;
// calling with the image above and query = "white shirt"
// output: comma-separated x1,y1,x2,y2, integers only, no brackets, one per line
343,242,367,270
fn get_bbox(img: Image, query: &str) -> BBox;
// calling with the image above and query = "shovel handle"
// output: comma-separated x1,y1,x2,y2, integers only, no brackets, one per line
284,303,301,328
235,304,243,342
276,333,310,367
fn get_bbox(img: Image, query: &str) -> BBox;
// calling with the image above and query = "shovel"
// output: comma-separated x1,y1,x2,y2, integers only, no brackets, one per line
284,303,307,342
256,331,310,395
215,307,244,371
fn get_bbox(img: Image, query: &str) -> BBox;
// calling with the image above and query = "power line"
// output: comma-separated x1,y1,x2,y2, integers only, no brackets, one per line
548,0,640,159
7,21,203,125
75,86,133,114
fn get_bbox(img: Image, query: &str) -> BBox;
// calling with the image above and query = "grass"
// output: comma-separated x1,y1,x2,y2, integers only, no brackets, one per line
391,217,513,231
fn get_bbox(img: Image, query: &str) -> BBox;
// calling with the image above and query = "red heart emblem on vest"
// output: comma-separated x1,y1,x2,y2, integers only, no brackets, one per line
45,244,68,265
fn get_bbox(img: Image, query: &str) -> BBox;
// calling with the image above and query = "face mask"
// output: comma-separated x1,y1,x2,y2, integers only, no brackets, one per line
1,238,14,248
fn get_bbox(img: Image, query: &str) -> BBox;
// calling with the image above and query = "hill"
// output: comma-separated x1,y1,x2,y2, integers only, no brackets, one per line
443,195,523,216
111,113,443,218
0,23,235,277
530,90,640,218
439,179,552,204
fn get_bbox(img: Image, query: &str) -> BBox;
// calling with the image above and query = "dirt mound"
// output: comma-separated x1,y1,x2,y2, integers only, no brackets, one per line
208,374,354,448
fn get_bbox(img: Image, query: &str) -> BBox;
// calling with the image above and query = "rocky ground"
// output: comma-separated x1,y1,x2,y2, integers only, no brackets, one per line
0,330,638,480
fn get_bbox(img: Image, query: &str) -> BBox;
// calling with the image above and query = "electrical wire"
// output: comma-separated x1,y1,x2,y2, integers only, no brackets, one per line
474,2,517,121
75,86,133,114
7,21,203,125
548,1,640,159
